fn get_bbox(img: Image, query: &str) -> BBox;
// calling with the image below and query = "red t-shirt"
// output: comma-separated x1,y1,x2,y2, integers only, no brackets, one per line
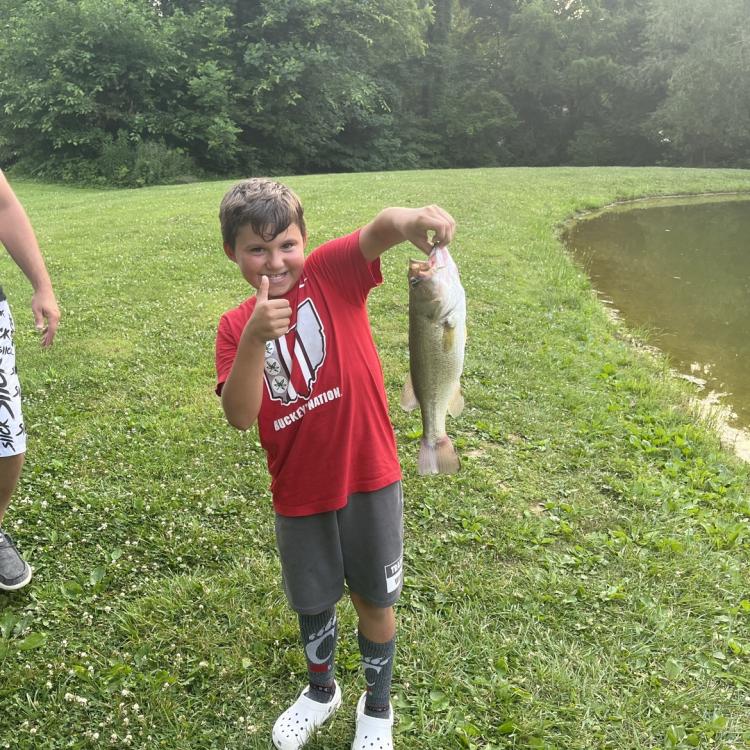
216,229,402,516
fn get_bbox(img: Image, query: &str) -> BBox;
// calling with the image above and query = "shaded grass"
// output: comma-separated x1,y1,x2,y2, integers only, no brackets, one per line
0,167,749,749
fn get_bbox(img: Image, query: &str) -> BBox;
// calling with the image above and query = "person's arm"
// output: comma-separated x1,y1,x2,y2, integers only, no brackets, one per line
0,172,60,347
221,275,292,430
359,205,456,262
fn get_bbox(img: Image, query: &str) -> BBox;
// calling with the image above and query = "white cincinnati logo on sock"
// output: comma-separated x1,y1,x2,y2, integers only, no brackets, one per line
362,655,391,687
305,615,336,665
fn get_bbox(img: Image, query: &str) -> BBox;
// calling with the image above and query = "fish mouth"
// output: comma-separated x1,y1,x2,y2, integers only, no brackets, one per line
408,258,430,287
410,254,446,270
408,255,445,287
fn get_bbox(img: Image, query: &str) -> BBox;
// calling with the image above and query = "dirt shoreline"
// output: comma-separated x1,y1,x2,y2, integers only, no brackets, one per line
689,391,750,464
606,303,750,465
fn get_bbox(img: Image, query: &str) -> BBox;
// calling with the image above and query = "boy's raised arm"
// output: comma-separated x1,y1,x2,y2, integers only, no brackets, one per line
359,205,456,262
0,172,60,347
221,275,292,430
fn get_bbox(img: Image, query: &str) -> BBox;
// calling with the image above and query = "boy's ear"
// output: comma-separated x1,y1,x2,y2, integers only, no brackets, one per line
223,243,237,262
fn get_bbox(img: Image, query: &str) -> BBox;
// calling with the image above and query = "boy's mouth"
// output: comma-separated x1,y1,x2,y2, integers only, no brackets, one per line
265,272,288,283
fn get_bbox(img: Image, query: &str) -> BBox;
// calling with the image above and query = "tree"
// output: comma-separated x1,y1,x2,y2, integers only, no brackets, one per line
494,0,663,165
558,0,663,165
228,0,431,173
644,0,750,166
0,0,238,183
426,0,519,167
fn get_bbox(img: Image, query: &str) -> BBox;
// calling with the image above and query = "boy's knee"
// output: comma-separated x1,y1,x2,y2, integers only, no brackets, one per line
0,452,25,482
351,592,394,622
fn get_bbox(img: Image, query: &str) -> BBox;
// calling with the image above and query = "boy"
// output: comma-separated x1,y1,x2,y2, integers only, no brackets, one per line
215,178,455,749
0,169,60,590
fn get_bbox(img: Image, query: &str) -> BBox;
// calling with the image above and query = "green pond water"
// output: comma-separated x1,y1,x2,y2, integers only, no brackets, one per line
565,196,750,428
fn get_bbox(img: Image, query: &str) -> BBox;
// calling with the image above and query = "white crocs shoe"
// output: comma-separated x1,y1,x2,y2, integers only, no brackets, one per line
272,681,342,750
351,691,394,750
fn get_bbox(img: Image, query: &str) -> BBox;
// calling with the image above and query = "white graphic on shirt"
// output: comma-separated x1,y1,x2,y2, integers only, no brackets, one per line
264,357,282,376
264,298,326,405
272,387,343,432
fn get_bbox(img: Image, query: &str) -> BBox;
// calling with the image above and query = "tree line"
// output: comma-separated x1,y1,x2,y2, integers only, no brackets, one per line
1,0,747,186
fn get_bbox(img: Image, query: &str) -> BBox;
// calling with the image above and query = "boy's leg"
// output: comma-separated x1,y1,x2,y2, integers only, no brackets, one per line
0,453,24,520
272,512,345,749
298,608,338,702
0,299,30,591
0,454,31,591
351,593,396,718
339,481,402,744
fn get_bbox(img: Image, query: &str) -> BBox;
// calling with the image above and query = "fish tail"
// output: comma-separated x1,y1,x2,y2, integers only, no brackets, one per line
418,436,460,475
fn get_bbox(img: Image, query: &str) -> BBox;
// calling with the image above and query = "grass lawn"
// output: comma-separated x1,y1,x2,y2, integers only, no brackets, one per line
1,167,749,750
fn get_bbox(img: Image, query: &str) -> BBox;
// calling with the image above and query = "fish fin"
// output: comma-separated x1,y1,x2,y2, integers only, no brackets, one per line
448,386,465,418
442,323,455,353
400,373,419,412
418,437,460,475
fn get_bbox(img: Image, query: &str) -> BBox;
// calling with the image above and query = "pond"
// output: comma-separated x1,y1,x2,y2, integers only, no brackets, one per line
564,195,750,429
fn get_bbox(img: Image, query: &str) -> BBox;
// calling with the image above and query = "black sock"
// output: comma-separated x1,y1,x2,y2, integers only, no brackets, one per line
358,630,395,718
299,609,337,703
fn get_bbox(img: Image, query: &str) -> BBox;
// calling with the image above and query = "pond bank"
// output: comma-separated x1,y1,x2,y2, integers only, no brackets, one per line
561,190,750,465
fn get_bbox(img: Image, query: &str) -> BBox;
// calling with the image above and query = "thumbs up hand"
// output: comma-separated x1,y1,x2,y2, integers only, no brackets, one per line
255,273,270,303
245,275,293,343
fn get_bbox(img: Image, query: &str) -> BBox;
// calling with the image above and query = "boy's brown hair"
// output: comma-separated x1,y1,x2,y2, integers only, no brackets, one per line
219,178,306,250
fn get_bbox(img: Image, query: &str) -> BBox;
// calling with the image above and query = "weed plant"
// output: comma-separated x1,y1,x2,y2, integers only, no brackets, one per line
1,168,749,749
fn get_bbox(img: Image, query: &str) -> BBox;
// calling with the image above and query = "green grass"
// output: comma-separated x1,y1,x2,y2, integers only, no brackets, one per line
1,167,749,749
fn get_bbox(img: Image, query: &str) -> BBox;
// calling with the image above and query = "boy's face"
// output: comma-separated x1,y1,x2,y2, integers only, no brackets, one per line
225,222,306,297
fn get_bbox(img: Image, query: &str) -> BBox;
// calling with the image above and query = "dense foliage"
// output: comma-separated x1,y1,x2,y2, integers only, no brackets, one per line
0,0,747,184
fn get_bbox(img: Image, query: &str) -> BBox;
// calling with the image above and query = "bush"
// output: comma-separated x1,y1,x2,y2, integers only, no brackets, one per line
97,133,199,187
6,134,201,188
131,141,198,187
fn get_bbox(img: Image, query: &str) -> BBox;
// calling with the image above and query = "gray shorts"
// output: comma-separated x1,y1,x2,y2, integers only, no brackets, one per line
274,481,404,615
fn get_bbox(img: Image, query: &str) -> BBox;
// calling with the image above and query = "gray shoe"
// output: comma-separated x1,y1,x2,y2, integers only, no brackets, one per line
0,529,32,591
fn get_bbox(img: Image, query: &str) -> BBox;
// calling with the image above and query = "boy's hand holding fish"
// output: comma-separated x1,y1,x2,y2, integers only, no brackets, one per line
360,205,456,261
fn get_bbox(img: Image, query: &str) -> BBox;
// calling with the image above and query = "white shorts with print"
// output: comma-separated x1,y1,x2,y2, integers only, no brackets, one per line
0,300,26,457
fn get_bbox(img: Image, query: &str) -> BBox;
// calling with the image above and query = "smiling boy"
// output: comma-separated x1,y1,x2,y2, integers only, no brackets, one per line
215,178,455,749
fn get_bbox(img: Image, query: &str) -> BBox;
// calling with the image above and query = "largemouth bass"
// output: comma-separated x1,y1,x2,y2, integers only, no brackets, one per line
401,245,466,474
